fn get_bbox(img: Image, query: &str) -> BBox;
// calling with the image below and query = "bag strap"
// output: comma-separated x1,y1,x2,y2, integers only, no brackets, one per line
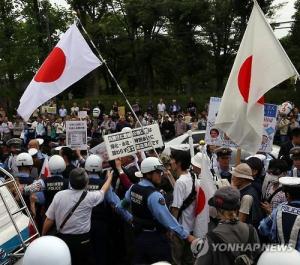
178,171,196,219
266,187,282,203
59,190,88,231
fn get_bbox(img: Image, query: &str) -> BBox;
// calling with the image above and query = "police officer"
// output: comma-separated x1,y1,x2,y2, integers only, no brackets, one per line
23,155,68,210
288,147,300,177
85,154,132,265
5,138,23,174
213,147,232,183
15,152,35,206
259,177,300,251
120,157,195,264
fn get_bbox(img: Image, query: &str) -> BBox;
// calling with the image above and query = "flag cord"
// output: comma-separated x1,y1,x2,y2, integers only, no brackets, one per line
75,18,170,178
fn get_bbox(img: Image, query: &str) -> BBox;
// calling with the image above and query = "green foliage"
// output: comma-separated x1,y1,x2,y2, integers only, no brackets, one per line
2,0,297,114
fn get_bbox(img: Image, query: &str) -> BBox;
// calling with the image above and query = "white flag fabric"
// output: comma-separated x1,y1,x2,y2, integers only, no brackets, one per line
214,2,299,154
17,24,101,121
193,151,216,238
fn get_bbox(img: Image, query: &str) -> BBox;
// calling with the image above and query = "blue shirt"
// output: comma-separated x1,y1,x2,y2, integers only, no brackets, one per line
259,201,300,251
122,179,189,239
89,174,132,223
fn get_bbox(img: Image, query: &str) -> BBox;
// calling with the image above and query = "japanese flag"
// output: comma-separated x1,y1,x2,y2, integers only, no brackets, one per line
40,158,51,178
214,1,299,154
193,152,216,238
17,24,101,121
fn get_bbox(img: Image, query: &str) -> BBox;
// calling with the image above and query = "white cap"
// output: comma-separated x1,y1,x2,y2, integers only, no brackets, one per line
257,246,300,265
279,177,300,187
28,148,38,156
22,236,71,265
191,152,204,168
54,146,67,151
36,138,44,146
246,154,266,161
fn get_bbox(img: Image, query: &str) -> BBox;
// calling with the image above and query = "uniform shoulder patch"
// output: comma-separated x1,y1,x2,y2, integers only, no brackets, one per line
158,197,166,205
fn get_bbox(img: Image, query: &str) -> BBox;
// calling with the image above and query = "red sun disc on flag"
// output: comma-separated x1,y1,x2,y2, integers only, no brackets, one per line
238,56,264,105
34,47,66,83
195,187,206,216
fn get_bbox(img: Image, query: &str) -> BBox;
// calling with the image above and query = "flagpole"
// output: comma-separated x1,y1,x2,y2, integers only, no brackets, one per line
75,18,165,167
253,0,300,81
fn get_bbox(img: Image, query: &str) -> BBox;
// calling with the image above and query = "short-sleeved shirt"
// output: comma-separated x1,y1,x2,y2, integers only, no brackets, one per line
46,189,104,234
239,195,253,215
171,173,196,232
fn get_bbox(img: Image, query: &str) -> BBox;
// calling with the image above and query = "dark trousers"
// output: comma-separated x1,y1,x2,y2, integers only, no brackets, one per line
90,219,109,265
57,232,94,265
133,231,171,265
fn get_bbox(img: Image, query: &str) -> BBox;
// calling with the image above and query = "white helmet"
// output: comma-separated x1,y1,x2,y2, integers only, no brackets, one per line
257,246,300,265
92,107,100,118
22,236,71,265
85,154,103,172
16,153,33,167
152,263,171,265
121,127,132,132
49,155,66,174
140,157,164,174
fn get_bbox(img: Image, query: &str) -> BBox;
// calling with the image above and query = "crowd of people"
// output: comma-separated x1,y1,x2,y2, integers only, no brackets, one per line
1,98,300,265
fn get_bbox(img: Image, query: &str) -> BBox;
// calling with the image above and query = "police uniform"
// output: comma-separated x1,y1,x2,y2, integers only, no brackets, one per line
5,138,23,174
87,173,132,265
259,177,300,251
15,172,34,206
213,147,232,183
24,173,68,209
121,179,189,264
288,147,300,177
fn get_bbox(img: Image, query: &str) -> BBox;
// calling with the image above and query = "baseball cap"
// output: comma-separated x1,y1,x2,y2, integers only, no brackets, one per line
208,186,241,210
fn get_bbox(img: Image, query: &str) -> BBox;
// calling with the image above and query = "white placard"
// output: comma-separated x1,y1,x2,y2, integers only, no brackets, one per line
89,142,111,170
78,111,88,119
66,121,87,150
104,124,164,160
132,124,164,152
205,97,278,153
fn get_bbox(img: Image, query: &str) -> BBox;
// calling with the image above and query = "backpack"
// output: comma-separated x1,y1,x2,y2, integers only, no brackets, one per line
208,225,257,265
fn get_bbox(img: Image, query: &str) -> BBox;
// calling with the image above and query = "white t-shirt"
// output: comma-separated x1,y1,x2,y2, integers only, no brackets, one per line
157,103,166,112
59,108,67,117
172,172,196,232
46,189,104,234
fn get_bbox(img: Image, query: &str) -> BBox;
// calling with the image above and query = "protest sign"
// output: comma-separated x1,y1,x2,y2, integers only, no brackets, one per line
78,111,88,119
104,124,164,160
260,104,278,153
132,124,164,152
89,142,111,170
118,106,125,117
41,105,57,114
104,130,136,160
205,97,278,152
66,121,87,150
